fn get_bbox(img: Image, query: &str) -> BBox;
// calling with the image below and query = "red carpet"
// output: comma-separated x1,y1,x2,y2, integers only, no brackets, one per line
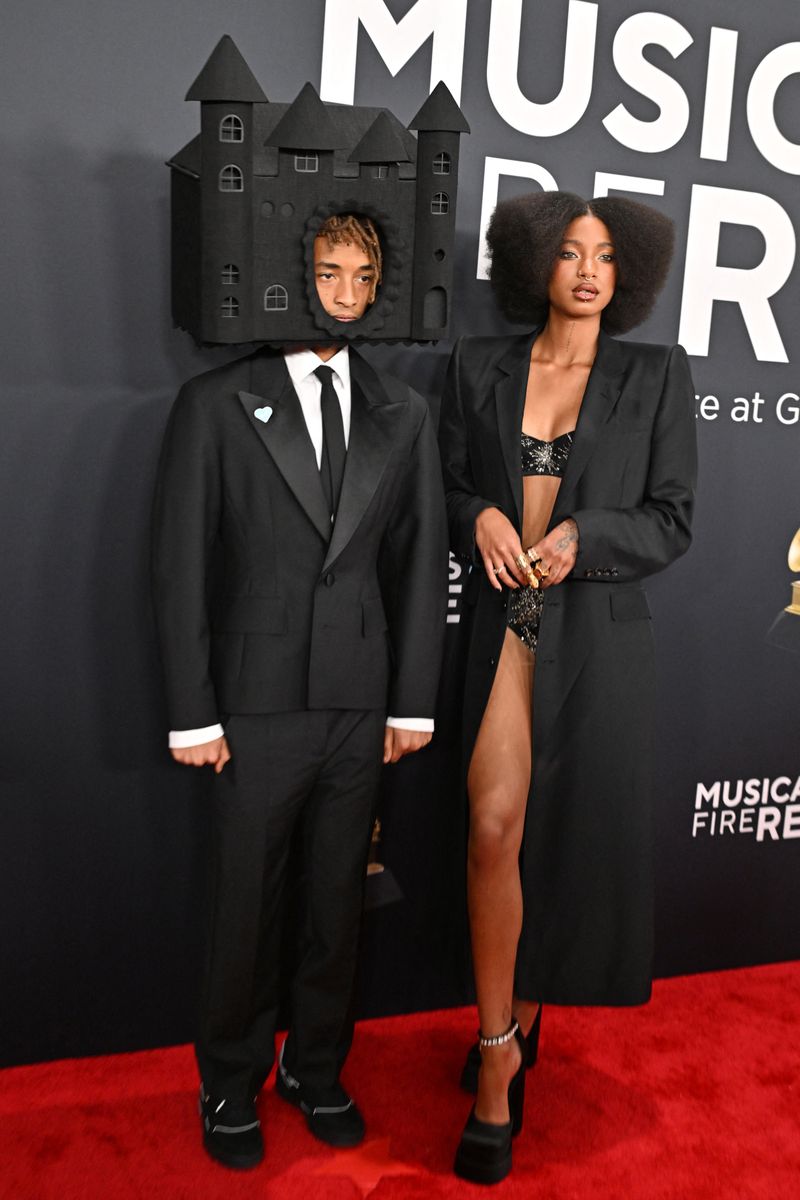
3,961,799,1199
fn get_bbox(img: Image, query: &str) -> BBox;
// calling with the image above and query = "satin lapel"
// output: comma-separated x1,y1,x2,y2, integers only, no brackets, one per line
552,331,626,523
322,352,396,571
494,333,537,528
238,352,331,543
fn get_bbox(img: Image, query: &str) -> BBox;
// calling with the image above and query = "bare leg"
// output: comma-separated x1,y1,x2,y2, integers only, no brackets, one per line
514,999,540,1038
467,628,534,1123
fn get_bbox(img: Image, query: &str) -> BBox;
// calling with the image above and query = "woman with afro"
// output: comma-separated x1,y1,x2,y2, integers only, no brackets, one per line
439,192,697,1184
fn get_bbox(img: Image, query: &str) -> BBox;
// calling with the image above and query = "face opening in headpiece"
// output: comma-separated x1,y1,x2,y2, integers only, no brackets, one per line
313,213,383,324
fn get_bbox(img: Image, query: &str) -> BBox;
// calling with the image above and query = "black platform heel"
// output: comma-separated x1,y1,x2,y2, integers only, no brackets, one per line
460,1005,541,1095
453,1023,527,1185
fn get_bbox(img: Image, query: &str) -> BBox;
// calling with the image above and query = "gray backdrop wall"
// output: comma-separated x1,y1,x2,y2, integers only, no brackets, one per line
2,0,798,1067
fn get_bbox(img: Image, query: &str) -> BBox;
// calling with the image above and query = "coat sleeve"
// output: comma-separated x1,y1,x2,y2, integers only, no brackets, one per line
151,384,221,730
379,394,449,721
570,344,697,582
438,338,503,561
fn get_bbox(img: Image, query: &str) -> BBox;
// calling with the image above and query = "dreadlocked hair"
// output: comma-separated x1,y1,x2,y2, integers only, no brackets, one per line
316,214,383,300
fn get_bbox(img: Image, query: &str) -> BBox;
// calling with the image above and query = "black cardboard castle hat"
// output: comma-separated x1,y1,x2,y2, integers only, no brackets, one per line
168,35,469,346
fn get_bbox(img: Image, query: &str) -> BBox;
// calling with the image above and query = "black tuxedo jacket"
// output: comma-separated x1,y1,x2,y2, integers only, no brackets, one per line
152,347,447,731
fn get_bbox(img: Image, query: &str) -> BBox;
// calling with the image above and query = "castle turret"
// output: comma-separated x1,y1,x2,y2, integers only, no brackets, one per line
189,35,267,343
348,111,411,182
264,82,345,173
407,82,470,340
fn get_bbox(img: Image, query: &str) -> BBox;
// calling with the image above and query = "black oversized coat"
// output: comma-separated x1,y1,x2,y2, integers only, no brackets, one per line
439,330,697,1005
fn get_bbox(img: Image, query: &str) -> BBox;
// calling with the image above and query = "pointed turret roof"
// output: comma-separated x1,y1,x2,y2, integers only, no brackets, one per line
408,81,470,133
348,111,411,163
185,35,268,103
264,83,346,150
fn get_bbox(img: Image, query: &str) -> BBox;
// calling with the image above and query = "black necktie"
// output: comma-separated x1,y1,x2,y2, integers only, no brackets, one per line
315,365,346,518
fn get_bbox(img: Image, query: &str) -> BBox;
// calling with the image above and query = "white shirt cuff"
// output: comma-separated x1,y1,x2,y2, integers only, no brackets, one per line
169,724,225,749
170,719,433,745
385,717,434,732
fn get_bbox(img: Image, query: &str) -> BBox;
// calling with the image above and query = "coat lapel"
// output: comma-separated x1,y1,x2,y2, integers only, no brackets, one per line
494,332,537,528
552,331,626,523
322,350,397,571
238,351,331,543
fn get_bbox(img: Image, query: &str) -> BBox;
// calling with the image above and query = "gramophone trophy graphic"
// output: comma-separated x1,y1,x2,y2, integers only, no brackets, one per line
766,528,800,653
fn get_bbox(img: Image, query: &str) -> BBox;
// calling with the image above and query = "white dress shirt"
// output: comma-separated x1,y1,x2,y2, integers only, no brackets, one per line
284,345,352,466
168,346,433,748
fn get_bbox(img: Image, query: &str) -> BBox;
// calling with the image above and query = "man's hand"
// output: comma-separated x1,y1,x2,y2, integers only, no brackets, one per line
171,735,231,774
383,727,432,764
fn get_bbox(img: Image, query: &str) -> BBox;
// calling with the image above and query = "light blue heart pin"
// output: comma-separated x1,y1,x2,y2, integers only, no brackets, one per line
254,406,273,424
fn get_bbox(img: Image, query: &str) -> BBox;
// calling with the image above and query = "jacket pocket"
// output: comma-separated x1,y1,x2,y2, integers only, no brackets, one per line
213,595,287,634
610,590,651,621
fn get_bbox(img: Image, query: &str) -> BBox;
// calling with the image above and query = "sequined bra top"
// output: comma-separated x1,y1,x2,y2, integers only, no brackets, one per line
520,430,574,477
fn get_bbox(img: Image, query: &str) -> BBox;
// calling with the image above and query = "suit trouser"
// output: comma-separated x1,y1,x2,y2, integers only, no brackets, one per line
195,708,385,1102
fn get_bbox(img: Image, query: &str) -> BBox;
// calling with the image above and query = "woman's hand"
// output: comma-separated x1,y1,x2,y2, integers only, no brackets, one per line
474,507,528,591
527,519,579,587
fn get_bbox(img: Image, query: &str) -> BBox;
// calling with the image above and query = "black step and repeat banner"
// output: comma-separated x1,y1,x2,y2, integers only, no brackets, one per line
2,0,798,1066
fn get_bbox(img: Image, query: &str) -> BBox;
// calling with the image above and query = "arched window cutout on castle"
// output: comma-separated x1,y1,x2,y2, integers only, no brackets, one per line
264,284,288,311
423,287,447,329
220,115,244,143
221,297,239,318
294,153,319,173
431,192,449,215
221,264,239,285
219,165,243,193
433,151,451,175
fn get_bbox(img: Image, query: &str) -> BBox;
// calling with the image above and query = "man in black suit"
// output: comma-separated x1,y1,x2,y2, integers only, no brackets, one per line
152,214,447,1169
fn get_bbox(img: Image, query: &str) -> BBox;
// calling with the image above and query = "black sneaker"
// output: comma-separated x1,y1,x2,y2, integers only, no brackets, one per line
275,1047,365,1147
199,1087,264,1169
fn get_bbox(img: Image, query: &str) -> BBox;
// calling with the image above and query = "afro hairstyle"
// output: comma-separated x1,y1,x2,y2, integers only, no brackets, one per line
486,191,675,335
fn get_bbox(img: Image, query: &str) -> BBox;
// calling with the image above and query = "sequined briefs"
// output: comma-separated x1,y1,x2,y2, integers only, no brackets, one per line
508,430,574,653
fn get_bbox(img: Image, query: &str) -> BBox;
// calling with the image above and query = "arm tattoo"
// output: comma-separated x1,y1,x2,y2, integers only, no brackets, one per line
555,519,579,553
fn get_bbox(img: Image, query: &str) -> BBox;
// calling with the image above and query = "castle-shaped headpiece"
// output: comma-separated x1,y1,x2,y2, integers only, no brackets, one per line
168,36,469,345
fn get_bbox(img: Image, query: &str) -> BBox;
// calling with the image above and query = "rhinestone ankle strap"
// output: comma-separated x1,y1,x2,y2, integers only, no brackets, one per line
478,1020,519,1048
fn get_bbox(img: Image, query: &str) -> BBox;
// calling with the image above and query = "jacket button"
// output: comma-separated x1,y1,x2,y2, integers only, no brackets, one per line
489,657,496,666
324,573,335,587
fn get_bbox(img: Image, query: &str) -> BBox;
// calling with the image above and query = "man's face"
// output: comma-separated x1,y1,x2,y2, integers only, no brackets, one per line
313,236,377,323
